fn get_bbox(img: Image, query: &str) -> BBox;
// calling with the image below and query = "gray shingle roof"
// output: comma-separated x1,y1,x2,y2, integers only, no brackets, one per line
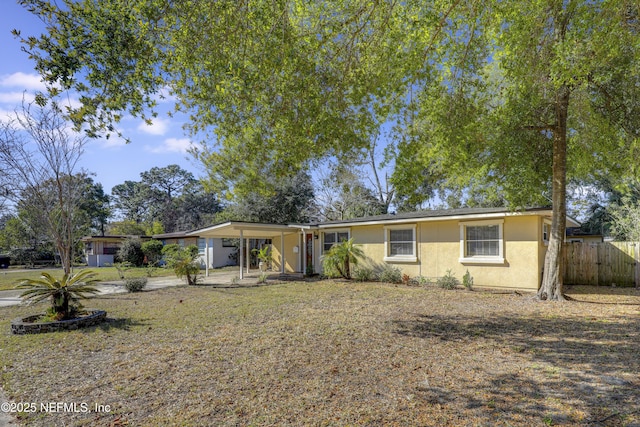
314,206,552,226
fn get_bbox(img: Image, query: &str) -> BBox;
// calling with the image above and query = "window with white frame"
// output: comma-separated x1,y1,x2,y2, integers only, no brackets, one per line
459,220,504,264
542,221,553,245
322,230,350,252
197,238,206,255
384,225,417,262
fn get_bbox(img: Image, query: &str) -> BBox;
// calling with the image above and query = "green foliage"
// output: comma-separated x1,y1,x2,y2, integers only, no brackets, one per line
108,220,147,236
252,246,272,263
110,165,221,233
462,270,474,291
378,265,402,284
257,273,268,284
124,277,147,293
78,176,112,235
141,240,164,266
305,263,315,277
353,266,376,282
321,238,365,280
437,270,460,290
117,238,145,267
253,246,272,272
161,244,201,286
20,0,640,295
18,0,420,197
223,171,316,224
16,270,100,320
0,215,36,253
609,197,640,241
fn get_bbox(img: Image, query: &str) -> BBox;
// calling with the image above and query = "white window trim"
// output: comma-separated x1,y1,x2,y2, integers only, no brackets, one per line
321,229,351,254
384,224,417,263
542,220,551,246
459,219,505,264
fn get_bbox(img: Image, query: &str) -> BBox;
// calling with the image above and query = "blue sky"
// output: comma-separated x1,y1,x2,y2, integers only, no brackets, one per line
0,1,202,195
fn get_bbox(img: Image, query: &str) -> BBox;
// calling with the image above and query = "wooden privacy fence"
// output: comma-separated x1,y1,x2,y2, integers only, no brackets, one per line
562,241,640,287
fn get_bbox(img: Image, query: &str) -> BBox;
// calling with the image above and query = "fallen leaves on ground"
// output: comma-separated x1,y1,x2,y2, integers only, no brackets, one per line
0,282,638,426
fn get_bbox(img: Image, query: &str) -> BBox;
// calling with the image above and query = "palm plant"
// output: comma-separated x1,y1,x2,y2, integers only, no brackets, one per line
252,246,272,271
161,244,201,286
17,270,100,320
322,238,365,280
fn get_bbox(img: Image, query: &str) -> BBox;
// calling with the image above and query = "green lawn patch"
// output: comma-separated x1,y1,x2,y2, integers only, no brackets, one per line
0,267,175,291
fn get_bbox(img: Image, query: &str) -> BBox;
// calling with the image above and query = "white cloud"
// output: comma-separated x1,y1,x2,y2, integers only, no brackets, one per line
0,72,45,91
0,91,35,104
137,117,169,135
145,137,192,154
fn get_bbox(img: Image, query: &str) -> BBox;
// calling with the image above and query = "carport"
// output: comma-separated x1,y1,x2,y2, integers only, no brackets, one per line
186,222,303,279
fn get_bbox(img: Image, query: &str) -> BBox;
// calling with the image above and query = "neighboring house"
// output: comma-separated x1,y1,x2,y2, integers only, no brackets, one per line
565,227,604,243
152,231,236,270
188,207,580,292
82,235,152,267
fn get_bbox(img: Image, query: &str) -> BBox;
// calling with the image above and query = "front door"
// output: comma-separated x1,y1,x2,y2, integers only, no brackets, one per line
305,233,314,274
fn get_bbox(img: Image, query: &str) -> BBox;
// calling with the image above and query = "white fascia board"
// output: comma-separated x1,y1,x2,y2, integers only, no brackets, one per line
317,211,550,229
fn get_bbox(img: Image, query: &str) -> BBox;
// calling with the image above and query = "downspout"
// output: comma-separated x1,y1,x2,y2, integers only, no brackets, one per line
239,230,244,280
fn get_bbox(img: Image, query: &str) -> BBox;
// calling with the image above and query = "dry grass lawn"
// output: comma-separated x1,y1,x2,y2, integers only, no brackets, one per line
0,281,639,426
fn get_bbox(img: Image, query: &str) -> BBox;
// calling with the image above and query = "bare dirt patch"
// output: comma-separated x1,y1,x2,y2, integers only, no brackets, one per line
0,282,638,426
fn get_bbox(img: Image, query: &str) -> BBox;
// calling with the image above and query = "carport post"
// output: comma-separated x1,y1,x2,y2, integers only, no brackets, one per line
301,229,307,275
246,238,250,275
239,230,244,280
205,238,210,277
280,232,285,274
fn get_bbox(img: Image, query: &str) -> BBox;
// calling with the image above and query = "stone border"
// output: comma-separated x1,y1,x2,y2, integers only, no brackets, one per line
10,310,107,335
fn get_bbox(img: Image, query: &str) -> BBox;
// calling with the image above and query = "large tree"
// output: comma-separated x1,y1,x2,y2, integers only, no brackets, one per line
111,165,221,232
18,0,640,300
78,176,111,236
17,0,422,195
221,171,316,224
400,1,640,300
0,101,89,274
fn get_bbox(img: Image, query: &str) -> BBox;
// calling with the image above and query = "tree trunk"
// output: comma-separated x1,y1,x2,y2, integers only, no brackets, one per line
537,85,570,301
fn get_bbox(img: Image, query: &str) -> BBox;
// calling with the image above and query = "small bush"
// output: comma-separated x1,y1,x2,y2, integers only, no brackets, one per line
409,275,431,286
402,274,411,285
124,277,147,292
378,265,402,284
353,266,376,282
462,269,474,290
437,269,460,290
257,273,268,284
141,240,164,266
118,238,145,267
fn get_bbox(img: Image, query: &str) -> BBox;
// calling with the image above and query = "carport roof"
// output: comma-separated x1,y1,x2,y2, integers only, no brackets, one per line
186,221,305,239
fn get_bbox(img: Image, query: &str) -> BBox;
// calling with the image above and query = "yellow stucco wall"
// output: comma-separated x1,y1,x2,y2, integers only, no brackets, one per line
271,234,299,273
323,215,543,291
